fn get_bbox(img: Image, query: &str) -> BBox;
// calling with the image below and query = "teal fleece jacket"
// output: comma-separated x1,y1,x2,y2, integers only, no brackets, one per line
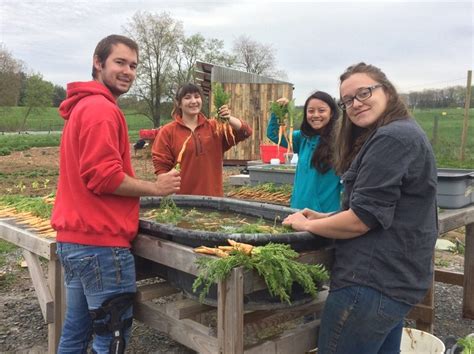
266,113,341,212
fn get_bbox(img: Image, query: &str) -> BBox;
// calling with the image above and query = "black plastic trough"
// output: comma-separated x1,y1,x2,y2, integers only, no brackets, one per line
138,195,332,310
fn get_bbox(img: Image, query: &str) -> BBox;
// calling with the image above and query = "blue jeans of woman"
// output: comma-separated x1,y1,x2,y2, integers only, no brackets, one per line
56,242,136,354
317,285,412,354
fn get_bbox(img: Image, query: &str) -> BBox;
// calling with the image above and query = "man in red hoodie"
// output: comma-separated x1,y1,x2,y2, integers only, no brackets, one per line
51,34,180,354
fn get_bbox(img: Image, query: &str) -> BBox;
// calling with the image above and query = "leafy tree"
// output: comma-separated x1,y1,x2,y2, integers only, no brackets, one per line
17,71,28,106
0,44,24,106
231,35,286,80
406,85,473,109
172,34,234,96
202,38,236,68
123,11,234,127
21,73,54,130
123,11,182,127
52,84,66,107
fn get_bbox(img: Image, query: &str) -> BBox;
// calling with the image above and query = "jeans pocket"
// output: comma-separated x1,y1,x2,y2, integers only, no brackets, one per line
77,255,102,294
377,293,411,322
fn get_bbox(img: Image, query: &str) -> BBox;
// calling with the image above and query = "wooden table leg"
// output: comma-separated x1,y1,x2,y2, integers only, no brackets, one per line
414,285,434,333
463,223,474,319
218,267,244,354
48,257,64,354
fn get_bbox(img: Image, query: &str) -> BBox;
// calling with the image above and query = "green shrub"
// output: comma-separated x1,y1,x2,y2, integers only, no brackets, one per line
0,147,11,156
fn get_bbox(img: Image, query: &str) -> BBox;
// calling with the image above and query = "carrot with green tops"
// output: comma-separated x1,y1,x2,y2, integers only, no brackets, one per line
270,100,289,154
212,83,236,145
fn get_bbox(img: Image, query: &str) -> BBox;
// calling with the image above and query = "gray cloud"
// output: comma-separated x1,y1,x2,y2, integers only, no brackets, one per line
1,0,472,104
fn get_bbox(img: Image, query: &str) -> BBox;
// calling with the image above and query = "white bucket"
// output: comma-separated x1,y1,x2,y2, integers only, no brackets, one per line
400,327,445,353
270,158,280,165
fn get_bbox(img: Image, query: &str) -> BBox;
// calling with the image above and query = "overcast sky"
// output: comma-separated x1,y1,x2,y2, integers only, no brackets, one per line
1,0,472,104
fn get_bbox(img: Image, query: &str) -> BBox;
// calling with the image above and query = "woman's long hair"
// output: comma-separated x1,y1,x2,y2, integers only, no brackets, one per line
300,91,339,174
333,63,411,175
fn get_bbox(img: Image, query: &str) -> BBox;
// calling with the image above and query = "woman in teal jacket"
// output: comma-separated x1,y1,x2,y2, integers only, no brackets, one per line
266,91,341,212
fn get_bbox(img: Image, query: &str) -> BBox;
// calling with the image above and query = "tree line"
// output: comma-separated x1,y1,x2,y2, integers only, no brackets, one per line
1,11,472,129
402,86,473,110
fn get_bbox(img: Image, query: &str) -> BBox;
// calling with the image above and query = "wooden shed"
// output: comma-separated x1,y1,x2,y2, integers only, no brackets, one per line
194,61,294,163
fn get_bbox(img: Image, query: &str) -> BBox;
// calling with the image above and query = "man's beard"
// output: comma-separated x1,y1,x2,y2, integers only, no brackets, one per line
104,78,132,98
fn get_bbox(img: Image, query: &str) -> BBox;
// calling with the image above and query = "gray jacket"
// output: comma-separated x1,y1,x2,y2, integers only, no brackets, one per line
331,118,438,305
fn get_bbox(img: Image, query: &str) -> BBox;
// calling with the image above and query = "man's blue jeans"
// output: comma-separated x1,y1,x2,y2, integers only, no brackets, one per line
56,242,136,354
317,285,412,354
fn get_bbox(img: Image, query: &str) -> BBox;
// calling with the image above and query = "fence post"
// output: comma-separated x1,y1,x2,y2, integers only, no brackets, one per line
460,70,472,161
432,115,439,148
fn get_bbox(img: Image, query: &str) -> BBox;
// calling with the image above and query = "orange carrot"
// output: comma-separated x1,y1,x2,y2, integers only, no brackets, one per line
277,124,283,147
226,123,236,145
194,246,230,258
288,125,294,153
227,239,254,255
175,133,192,171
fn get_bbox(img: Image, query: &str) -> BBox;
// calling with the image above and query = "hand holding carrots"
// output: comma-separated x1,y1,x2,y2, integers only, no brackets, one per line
155,169,181,196
217,105,231,121
276,97,289,106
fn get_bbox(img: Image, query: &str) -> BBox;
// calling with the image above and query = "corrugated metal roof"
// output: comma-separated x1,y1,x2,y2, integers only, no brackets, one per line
194,61,293,95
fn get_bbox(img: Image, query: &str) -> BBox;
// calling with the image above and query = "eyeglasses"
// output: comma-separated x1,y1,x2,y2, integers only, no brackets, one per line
338,84,384,110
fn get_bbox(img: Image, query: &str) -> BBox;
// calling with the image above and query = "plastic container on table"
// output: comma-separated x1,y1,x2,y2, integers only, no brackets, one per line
437,168,474,209
260,144,287,164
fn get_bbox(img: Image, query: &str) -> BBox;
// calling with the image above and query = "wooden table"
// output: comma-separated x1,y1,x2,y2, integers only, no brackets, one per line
408,204,474,332
132,233,331,353
0,218,63,354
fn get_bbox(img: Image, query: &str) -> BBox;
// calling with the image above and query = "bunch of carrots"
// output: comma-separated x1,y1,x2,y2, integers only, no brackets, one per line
192,240,330,304
194,239,254,258
0,195,56,238
226,183,291,205
212,82,235,145
269,99,299,154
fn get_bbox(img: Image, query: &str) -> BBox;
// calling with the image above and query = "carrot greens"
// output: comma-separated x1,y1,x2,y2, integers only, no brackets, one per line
192,242,329,304
211,82,235,145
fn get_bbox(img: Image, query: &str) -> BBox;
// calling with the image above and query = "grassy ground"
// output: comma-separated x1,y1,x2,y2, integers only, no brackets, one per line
414,108,474,167
0,106,159,132
1,107,472,167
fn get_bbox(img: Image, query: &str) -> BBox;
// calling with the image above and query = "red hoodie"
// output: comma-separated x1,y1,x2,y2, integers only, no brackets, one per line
51,81,139,248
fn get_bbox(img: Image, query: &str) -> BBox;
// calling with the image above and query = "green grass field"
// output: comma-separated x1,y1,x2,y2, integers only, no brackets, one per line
413,108,473,168
0,106,158,132
0,106,472,167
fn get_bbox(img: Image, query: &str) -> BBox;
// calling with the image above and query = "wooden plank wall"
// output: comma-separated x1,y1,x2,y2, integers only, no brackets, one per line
210,82,293,161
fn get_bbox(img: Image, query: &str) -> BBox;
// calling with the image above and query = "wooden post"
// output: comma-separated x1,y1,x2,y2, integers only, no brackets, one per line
460,70,472,161
217,267,244,354
414,285,434,333
432,114,439,147
463,223,474,319
48,256,64,354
